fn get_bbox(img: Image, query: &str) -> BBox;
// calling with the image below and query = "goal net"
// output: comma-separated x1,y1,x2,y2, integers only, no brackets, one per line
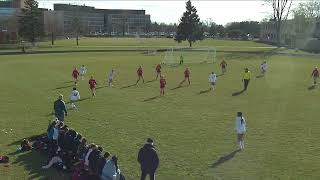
163,47,216,65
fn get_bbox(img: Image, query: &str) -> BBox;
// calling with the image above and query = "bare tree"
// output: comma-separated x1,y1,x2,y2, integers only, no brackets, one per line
266,0,293,46
72,17,81,46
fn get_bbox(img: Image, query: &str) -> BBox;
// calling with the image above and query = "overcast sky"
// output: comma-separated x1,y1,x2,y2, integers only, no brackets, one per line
38,0,298,26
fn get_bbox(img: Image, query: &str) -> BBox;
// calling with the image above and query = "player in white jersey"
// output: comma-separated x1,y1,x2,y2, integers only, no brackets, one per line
260,61,268,74
70,87,80,109
235,112,246,150
79,65,87,80
208,72,217,91
108,69,115,87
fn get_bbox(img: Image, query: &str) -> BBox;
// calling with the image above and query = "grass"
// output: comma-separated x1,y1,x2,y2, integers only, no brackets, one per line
1,37,276,54
0,39,320,180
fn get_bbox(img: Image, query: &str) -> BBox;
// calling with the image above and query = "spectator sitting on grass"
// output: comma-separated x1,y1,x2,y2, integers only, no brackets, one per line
84,144,97,167
89,146,104,173
42,151,64,169
97,152,110,176
77,138,88,160
100,155,120,180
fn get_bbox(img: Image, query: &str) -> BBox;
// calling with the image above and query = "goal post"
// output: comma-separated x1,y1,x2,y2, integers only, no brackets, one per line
163,47,216,65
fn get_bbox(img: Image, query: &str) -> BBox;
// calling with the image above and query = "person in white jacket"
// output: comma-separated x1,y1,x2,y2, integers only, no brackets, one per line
260,61,268,74
79,65,87,80
108,69,116,87
70,87,80,109
235,112,246,150
208,72,217,91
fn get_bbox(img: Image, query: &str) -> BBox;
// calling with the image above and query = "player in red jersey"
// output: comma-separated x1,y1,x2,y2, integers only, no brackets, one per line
160,75,166,96
72,67,80,85
136,65,145,85
179,67,190,86
155,64,162,80
220,59,227,74
311,67,319,85
88,76,97,97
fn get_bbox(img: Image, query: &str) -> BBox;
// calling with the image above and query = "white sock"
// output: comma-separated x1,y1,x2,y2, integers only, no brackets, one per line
239,141,242,149
241,141,245,149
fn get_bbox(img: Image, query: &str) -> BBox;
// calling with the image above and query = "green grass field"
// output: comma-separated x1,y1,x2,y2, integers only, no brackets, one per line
0,39,320,180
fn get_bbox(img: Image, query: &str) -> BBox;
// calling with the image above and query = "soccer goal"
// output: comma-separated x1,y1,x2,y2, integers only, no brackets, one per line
163,47,216,65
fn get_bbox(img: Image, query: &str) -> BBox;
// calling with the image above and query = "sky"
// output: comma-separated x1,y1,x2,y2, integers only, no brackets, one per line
37,0,294,26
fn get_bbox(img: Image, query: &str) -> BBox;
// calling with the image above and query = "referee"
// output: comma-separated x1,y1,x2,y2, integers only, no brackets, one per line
242,68,251,91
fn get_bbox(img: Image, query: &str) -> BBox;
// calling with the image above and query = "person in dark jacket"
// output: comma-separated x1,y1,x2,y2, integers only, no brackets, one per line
138,138,159,180
54,94,67,121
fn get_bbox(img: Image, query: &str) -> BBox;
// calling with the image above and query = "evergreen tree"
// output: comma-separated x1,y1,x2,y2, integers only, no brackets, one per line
175,0,204,47
18,0,43,44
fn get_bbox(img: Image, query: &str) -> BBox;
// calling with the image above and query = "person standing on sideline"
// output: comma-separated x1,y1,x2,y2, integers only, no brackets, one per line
54,94,67,121
220,59,227,74
242,68,251,91
311,67,319,85
108,68,116,87
235,112,246,150
179,67,190,86
88,76,97,97
72,67,80,85
208,72,217,91
69,87,80,110
160,75,166,96
138,138,159,180
179,55,184,65
155,64,161,80
260,61,268,75
79,65,87,80
136,65,145,85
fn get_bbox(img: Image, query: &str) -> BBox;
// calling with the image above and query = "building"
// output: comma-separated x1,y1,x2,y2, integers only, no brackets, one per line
44,4,151,36
0,0,25,43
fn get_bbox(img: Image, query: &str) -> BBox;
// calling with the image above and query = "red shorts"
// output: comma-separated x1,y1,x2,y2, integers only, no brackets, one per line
90,86,96,90
160,85,165,88
157,70,161,73
73,75,78,79
138,74,143,77
185,76,189,78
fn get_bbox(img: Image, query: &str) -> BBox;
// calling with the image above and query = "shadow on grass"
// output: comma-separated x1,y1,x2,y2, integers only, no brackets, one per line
65,97,91,104
63,81,74,84
7,133,47,146
171,85,188,90
146,80,156,84
12,151,69,180
120,84,136,89
199,89,211,94
232,89,245,96
143,95,160,102
210,149,241,168
53,85,74,90
217,74,224,77
308,85,316,90
96,85,108,90
256,74,264,78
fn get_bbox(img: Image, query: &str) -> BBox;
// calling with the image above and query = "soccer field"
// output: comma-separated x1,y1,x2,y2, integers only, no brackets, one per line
0,40,320,180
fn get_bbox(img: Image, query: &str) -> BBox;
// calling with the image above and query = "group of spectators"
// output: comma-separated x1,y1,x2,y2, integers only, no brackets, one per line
29,119,123,180
52,94,159,180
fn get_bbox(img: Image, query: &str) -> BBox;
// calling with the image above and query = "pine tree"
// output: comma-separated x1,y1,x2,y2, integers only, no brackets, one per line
175,0,204,47
18,0,44,44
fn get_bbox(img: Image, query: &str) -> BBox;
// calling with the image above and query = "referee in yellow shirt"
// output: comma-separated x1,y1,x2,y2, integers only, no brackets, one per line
243,68,251,91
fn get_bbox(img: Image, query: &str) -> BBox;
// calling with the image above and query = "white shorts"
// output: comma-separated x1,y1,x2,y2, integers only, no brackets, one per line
70,96,80,102
80,72,86,76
